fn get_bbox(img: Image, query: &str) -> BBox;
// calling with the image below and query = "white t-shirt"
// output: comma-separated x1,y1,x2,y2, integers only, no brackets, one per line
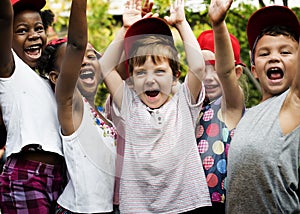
0,51,62,157
113,79,211,213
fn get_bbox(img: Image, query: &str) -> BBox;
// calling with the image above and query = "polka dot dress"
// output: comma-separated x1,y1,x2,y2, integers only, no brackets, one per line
196,97,235,204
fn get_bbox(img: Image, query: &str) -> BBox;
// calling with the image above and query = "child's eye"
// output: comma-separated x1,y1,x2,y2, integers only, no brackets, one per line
136,70,146,76
36,26,44,32
281,50,291,55
15,28,27,35
88,54,97,59
155,70,165,74
35,24,45,33
258,52,269,57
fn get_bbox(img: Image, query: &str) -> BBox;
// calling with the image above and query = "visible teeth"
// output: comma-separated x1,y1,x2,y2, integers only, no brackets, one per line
26,45,40,50
270,68,279,71
80,70,94,80
81,71,93,75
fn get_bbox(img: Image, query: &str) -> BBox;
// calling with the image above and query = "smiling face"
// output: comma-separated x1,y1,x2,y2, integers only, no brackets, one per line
202,50,222,102
132,56,176,109
252,34,298,101
53,43,101,101
12,9,47,69
77,44,102,100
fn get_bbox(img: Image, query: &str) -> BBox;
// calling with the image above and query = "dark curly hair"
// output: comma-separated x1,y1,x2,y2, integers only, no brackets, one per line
40,9,55,31
37,38,67,78
128,35,180,77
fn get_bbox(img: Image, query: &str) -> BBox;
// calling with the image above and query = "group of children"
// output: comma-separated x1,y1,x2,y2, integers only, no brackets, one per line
0,0,300,213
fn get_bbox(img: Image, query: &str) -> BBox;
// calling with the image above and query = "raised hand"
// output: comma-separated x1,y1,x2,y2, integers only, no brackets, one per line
164,0,185,26
141,0,153,17
209,0,233,26
123,0,143,28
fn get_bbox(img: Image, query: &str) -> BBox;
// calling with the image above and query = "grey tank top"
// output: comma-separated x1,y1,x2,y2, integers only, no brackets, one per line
226,89,300,213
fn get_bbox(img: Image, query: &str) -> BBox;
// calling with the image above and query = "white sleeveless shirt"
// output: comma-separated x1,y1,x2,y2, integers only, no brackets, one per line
0,51,62,157
57,98,117,213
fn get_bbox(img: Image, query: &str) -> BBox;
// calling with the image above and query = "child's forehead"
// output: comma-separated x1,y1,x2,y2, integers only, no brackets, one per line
134,55,170,65
256,34,298,49
14,9,42,22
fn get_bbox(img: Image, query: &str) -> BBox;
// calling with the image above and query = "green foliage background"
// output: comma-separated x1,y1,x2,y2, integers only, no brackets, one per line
48,0,300,108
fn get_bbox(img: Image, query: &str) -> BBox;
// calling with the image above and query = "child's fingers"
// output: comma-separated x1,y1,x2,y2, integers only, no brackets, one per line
125,0,141,10
125,0,130,9
152,12,159,18
136,0,142,10
143,0,149,7
143,12,153,18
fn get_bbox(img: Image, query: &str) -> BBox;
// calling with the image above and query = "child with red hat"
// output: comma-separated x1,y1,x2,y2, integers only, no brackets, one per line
226,3,300,213
0,0,65,213
0,0,55,162
195,0,246,213
100,0,211,212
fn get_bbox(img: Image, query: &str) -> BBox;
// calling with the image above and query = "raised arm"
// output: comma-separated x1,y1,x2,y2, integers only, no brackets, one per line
209,0,244,124
281,37,300,134
0,0,14,78
55,0,88,135
100,0,145,110
165,0,205,103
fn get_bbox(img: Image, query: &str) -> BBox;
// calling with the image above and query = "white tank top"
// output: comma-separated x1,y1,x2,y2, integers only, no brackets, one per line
57,98,116,213
0,51,62,157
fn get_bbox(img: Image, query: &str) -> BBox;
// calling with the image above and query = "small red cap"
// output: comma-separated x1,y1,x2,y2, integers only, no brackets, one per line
123,17,174,78
124,17,173,58
247,5,300,51
11,0,46,11
197,29,245,67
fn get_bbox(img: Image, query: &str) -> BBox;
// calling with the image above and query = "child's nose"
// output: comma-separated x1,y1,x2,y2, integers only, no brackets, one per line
81,56,91,67
146,73,155,84
28,31,40,40
268,53,280,63
204,70,214,80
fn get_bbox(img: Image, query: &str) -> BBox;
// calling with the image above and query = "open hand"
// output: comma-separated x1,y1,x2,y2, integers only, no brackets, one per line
141,0,153,17
164,0,185,26
123,0,143,28
209,0,233,26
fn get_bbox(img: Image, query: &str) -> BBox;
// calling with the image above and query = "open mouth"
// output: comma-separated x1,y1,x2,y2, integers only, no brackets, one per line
267,67,284,80
145,90,160,97
205,84,218,89
80,70,95,83
24,45,42,59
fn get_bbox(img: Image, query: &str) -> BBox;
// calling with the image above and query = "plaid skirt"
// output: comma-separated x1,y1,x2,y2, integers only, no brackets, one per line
0,154,65,214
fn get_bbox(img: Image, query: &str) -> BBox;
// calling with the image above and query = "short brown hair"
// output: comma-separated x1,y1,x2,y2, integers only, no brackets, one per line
128,35,180,77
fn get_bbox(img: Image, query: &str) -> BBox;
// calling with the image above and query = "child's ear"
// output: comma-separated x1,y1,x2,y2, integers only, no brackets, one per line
235,65,243,79
176,70,181,79
251,64,258,79
173,70,181,82
49,71,59,85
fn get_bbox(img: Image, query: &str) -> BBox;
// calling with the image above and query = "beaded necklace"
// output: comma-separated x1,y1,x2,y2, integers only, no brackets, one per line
84,98,117,141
